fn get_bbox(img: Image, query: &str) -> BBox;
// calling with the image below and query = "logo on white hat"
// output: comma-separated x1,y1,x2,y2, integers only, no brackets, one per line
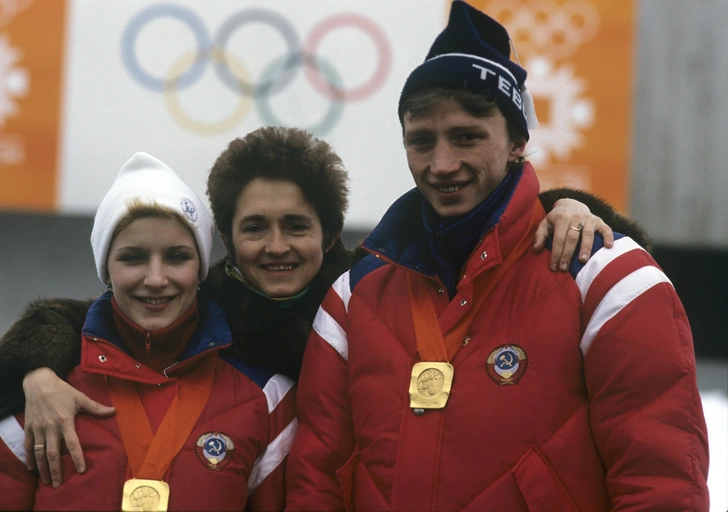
180,198,198,223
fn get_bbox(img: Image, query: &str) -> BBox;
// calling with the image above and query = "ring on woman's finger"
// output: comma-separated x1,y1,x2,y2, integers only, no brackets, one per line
33,444,45,451
569,222,585,232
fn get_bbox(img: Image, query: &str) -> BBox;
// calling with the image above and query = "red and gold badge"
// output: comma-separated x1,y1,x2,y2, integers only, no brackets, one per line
195,432,235,470
486,345,528,385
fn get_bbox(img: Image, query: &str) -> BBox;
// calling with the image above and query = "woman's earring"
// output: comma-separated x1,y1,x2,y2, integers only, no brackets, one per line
106,282,113,291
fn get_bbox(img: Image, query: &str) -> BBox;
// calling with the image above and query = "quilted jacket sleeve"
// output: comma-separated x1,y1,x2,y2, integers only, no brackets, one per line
0,298,92,418
246,375,298,512
577,237,709,511
286,275,356,511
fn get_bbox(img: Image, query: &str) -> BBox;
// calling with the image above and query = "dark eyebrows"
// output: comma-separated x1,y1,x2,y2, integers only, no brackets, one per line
167,245,197,252
113,245,147,253
282,214,314,224
406,123,486,134
440,121,491,136
236,214,266,232
404,127,432,138
238,213,314,225
451,123,487,132
238,214,266,225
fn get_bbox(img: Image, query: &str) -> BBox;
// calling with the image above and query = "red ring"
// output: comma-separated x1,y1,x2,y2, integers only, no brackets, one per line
303,13,392,103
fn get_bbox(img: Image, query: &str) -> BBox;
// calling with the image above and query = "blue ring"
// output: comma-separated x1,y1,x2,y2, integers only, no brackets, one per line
213,8,301,97
121,4,211,92
256,54,344,137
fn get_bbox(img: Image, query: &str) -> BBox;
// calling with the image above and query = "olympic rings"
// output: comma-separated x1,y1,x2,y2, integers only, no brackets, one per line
120,3,393,136
303,13,392,102
256,54,344,136
121,4,211,92
164,48,253,135
213,9,301,97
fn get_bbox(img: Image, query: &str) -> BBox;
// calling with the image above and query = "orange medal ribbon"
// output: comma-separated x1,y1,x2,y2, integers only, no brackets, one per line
106,354,216,480
408,202,546,363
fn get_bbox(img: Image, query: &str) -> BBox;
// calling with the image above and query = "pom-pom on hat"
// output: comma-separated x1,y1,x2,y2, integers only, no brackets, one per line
398,0,538,140
90,152,214,285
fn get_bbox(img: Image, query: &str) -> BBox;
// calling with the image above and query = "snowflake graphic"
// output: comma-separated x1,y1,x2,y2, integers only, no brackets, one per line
486,0,601,60
526,56,593,167
0,35,28,127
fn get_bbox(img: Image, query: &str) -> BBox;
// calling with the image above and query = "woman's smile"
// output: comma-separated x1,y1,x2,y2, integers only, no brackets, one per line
229,178,330,298
107,217,199,331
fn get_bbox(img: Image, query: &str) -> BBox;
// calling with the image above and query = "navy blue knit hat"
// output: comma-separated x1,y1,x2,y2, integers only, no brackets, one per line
398,1,538,140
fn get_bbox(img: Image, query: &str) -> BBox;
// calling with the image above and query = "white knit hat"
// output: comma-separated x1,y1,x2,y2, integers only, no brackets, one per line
90,152,214,284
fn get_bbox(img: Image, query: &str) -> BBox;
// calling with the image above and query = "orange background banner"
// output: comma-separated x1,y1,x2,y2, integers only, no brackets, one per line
0,0,66,211
468,0,636,213
0,0,635,218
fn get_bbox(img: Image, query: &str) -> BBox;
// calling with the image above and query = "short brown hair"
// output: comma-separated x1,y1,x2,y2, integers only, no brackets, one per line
207,127,349,248
401,87,526,147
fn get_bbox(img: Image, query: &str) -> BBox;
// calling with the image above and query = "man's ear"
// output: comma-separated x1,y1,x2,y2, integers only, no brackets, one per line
508,139,527,162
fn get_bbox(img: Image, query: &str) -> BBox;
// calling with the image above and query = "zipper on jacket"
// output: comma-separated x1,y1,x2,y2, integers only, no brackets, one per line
145,332,151,354
163,361,180,378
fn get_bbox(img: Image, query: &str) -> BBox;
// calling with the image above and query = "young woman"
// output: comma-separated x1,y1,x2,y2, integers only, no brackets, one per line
0,127,642,491
0,152,295,510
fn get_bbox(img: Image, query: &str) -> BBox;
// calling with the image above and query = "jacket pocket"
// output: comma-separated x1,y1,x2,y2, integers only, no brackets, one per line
513,446,579,512
336,451,360,512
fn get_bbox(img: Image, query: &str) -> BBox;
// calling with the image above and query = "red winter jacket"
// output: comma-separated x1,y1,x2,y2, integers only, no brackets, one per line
286,164,709,511
0,294,297,511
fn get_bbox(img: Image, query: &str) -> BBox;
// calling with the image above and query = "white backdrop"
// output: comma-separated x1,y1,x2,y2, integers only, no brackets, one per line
57,0,445,229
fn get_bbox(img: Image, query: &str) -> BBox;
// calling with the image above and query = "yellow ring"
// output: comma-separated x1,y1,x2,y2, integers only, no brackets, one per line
163,47,253,136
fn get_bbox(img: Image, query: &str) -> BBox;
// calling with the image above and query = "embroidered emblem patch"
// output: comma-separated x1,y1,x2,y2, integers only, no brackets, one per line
486,345,528,385
195,432,235,470
179,198,198,223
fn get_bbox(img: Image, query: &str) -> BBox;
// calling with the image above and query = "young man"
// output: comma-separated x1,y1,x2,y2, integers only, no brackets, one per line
285,2,709,510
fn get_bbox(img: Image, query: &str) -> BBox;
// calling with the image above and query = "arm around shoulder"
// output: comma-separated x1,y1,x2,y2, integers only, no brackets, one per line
538,187,652,252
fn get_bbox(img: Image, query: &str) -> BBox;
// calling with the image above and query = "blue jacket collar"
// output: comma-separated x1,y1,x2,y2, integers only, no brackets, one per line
82,291,232,362
362,164,524,296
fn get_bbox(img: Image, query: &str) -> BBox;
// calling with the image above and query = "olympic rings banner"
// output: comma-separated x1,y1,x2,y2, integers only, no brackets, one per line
0,0,635,226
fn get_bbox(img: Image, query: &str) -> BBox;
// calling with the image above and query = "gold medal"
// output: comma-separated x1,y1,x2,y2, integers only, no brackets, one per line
409,362,454,409
122,478,170,512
